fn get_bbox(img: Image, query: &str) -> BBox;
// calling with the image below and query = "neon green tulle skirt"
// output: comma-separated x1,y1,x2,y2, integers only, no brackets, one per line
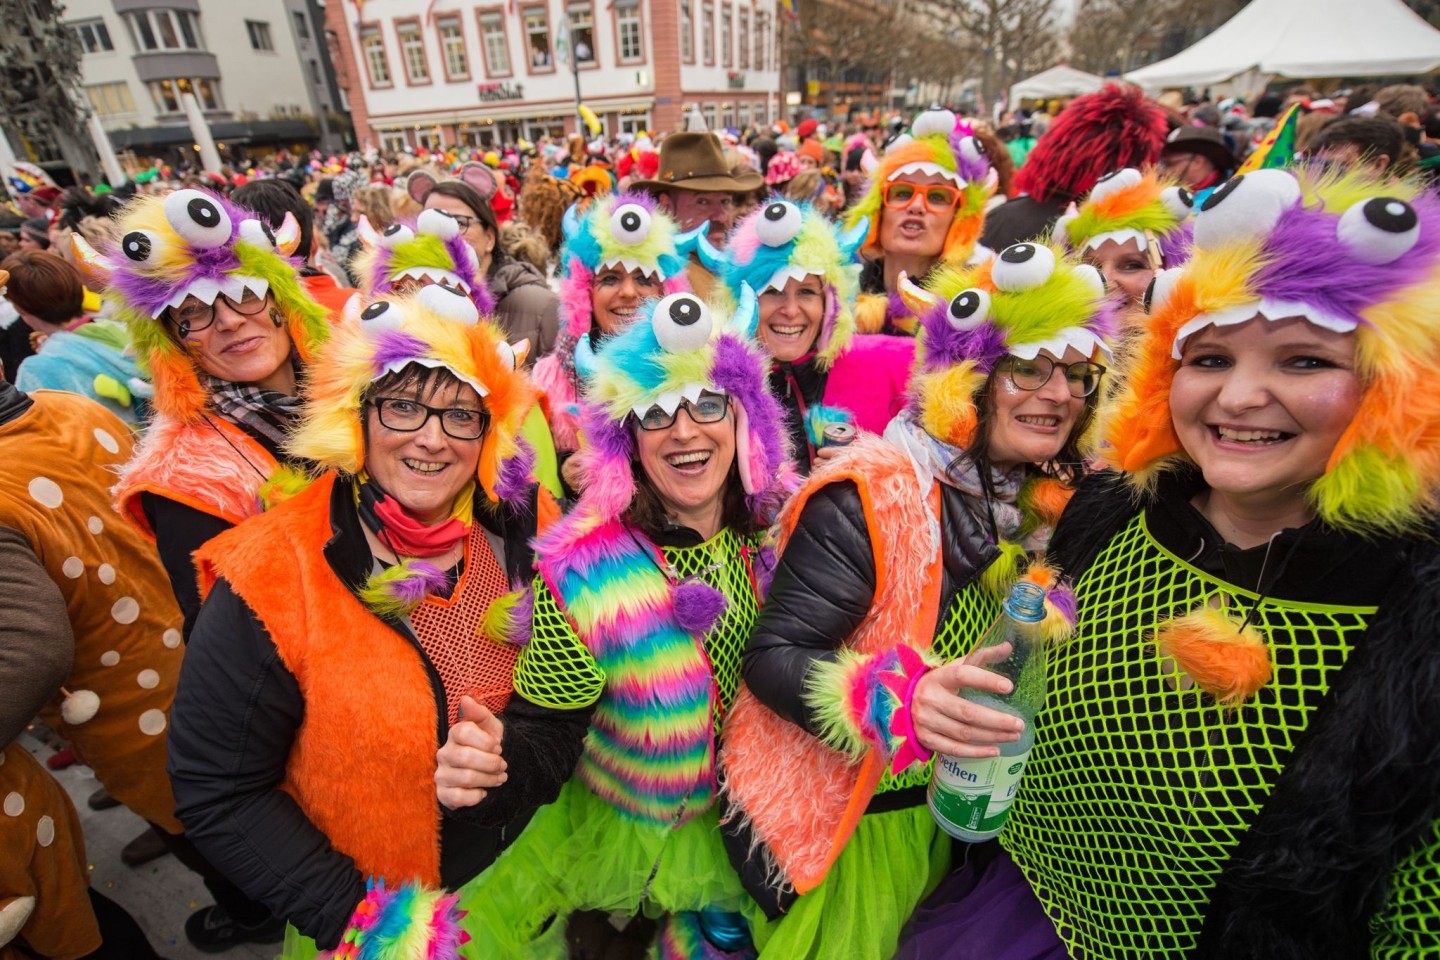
456,778,754,958
748,804,951,960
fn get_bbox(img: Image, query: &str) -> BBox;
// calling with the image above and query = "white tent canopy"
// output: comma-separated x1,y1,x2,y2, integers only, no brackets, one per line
1009,65,1108,103
1125,0,1440,89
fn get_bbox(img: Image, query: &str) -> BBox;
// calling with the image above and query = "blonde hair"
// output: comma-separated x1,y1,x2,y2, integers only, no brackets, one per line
500,220,550,274
353,185,395,230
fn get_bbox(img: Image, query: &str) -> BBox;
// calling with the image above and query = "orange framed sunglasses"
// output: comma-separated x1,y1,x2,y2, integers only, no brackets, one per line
882,181,963,214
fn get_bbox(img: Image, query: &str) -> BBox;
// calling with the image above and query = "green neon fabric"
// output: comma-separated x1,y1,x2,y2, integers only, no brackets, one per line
1002,512,1376,957
1371,819,1440,956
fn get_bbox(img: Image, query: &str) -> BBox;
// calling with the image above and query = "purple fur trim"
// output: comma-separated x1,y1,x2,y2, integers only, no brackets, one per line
950,127,993,185
1048,582,1078,624
816,283,842,358
752,543,778,597
885,291,910,322
672,577,728,634
370,330,432,374
712,335,794,514
391,561,449,606
919,314,1008,375
494,438,536,500
1157,221,1193,269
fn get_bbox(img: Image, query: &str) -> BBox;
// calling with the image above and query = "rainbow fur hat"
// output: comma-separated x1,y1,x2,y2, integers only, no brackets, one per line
722,199,867,369
1056,167,1195,268
288,284,537,503
571,287,798,524
898,241,1117,450
843,108,998,266
557,191,692,343
1103,166,1440,534
74,188,329,421
352,208,496,316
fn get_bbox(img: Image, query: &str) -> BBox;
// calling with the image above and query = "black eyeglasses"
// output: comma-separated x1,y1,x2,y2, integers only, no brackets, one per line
168,289,268,337
444,212,479,231
371,396,490,440
999,356,1107,398
633,391,730,431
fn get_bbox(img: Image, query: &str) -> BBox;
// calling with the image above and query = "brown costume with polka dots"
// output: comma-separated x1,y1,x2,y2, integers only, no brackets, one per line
0,391,184,833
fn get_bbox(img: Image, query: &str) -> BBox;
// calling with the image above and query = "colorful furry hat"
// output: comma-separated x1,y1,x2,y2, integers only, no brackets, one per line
570,287,798,525
73,188,330,421
288,284,537,504
897,241,1117,451
352,208,496,315
844,107,999,266
1056,167,1195,268
1013,85,1167,204
1103,167,1440,535
722,199,867,369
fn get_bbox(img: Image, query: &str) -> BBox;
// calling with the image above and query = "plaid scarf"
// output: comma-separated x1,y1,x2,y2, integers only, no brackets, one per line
201,373,304,451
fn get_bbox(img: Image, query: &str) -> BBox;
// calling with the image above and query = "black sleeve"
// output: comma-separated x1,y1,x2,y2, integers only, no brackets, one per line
0,526,74,745
740,481,877,734
168,577,364,950
443,692,595,827
1046,471,1140,583
142,492,232,641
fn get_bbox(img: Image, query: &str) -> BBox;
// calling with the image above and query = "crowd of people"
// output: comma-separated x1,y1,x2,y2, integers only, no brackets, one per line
3,78,1439,960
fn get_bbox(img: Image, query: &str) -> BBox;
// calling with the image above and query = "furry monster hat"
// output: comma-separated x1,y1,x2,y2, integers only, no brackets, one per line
352,208,495,315
74,188,330,421
898,242,1117,450
1104,167,1440,535
571,287,797,526
1057,167,1195,269
288,284,537,503
844,108,999,266
722,199,866,369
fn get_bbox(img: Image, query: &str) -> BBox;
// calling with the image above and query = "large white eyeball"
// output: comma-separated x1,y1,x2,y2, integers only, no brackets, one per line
416,208,459,241
379,223,416,249
991,243,1056,292
1144,266,1184,315
652,292,712,353
1073,263,1105,299
236,219,277,251
958,136,987,167
1336,197,1420,264
910,108,956,140
755,200,803,247
610,203,653,245
1193,169,1301,251
358,299,405,335
946,288,991,330
163,189,232,248
1089,168,1143,203
118,229,164,267
418,283,480,325
1159,185,1195,219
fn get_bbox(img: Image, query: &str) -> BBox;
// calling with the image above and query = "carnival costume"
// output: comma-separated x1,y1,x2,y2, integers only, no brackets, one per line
454,288,796,959
718,241,1113,959
843,108,998,335
72,188,330,634
722,199,912,470
902,168,1440,960
1056,166,1195,272
168,286,555,957
530,191,693,452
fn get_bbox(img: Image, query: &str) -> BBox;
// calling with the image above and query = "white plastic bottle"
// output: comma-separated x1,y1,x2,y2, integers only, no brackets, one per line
928,580,1047,842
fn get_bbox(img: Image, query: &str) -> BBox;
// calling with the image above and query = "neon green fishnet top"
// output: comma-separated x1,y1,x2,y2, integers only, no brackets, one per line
514,527,761,723
1002,511,1384,957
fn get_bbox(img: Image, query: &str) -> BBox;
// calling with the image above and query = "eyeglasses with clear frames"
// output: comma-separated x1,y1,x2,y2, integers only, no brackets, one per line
371,396,490,440
1000,356,1107,398
633,391,731,431
168,289,268,337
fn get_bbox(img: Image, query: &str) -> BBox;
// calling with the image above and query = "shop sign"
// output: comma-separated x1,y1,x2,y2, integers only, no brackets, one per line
477,82,525,102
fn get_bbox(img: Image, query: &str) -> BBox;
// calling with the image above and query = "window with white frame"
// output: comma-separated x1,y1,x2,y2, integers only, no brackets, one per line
701,1,713,64
680,0,692,61
523,7,551,67
479,12,510,75
361,25,392,86
437,15,468,77
616,0,642,62
397,21,430,81
620,113,650,136
148,76,222,114
738,8,748,68
246,20,273,51
738,100,750,129
86,82,135,117
380,130,409,153
71,19,114,54
721,5,731,67
293,10,309,40
125,9,203,51
416,128,443,149
703,102,717,131
310,59,324,84
754,12,766,71
568,3,595,64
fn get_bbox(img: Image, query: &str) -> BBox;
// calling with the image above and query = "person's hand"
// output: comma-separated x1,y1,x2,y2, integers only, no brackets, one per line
909,644,1024,759
435,695,508,809
813,444,842,463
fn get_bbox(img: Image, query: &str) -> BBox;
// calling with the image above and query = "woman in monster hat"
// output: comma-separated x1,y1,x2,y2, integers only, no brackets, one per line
168,285,561,958
718,241,1115,959
722,198,913,473
436,288,797,958
899,167,1440,958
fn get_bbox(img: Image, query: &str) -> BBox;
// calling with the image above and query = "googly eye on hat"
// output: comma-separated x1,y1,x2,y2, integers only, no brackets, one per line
378,223,417,248
756,200,803,247
416,208,459,240
163,188,232,248
946,288,991,331
1336,196,1420,265
610,203,653,244
418,282,481,325
652,292,713,352
991,242,1057,292
1089,168,1144,204
1193,170,1302,250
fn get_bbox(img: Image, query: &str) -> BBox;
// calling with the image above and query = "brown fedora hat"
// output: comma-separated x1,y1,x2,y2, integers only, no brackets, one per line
629,132,763,193
1161,125,1236,172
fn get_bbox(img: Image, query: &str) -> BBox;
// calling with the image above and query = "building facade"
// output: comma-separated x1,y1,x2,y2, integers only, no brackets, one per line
66,0,350,162
325,0,781,150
